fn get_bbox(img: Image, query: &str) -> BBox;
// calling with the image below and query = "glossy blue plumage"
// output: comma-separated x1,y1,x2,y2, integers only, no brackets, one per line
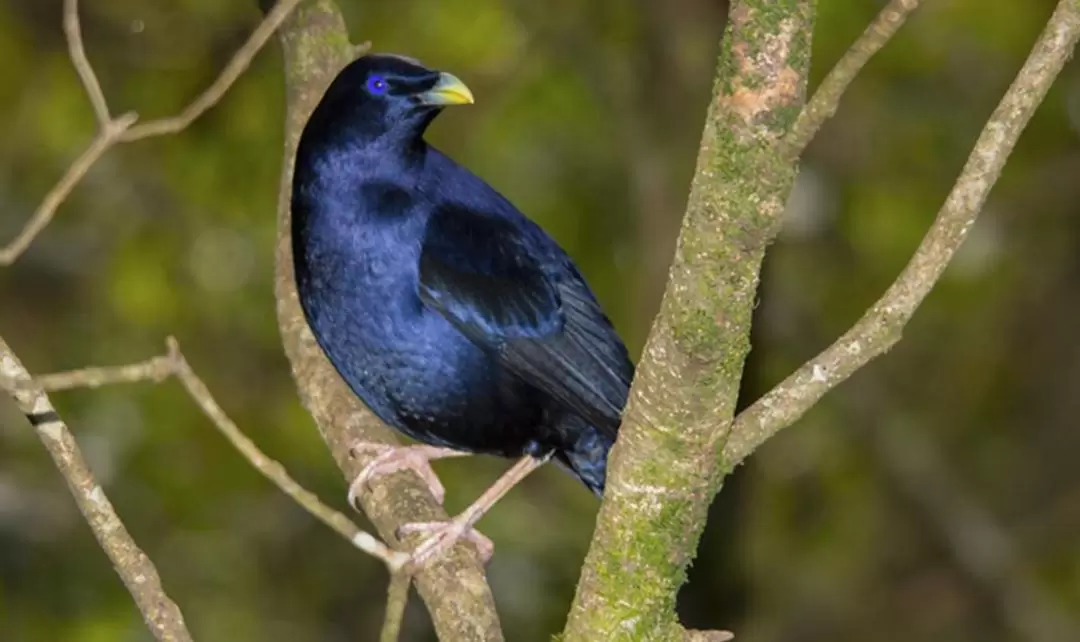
291,55,632,495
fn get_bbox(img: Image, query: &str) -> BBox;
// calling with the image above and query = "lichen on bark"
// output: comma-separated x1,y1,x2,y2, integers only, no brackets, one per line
562,2,816,640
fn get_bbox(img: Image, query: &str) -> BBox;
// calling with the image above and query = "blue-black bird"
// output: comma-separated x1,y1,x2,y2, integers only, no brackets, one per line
291,54,633,564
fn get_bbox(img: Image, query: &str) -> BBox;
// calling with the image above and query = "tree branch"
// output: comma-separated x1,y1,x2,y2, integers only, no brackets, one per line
380,574,411,642
63,0,111,125
28,353,174,390
166,338,410,569
7,1,423,639
7,338,414,640
563,2,816,639
0,113,136,266
16,340,409,569
119,0,304,142
725,0,1080,470
0,0,301,266
0,335,192,642
269,2,503,639
786,0,924,155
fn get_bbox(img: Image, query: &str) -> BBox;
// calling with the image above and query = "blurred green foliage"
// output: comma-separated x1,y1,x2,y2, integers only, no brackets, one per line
1,0,1079,641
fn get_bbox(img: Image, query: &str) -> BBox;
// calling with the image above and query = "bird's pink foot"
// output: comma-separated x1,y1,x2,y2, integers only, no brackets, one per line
395,454,550,570
397,519,495,568
347,442,468,508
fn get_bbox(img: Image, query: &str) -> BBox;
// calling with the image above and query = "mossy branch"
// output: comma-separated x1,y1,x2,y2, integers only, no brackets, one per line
268,2,503,640
562,2,816,639
726,0,1080,470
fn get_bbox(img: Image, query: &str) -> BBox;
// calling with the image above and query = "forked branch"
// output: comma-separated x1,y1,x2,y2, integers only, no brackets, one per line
726,0,1080,469
18,338,409,570
0,0,303,266
787,0,925,155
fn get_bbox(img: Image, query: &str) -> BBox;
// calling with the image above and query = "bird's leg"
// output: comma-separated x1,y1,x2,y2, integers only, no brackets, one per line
398,453,550,569
347,442,470,508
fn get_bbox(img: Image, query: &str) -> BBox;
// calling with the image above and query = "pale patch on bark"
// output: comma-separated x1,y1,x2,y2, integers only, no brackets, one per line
723,18,803,127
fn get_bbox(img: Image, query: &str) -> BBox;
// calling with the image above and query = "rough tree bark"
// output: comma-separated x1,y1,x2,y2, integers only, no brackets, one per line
265,0,1080,639
565,0,1080,639
268,2,503,640
562,2,816,639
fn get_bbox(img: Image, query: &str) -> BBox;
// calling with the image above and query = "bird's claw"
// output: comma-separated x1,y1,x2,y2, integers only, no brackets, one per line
347,442,462,508
397,519,495,568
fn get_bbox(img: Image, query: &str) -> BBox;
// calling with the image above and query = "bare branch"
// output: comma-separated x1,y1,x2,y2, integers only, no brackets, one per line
31,354,173,390
0,335,192,642
163,338,409,569
4,0,415,635
25,339,409,570
0,0,302,266
63,0,111,125
726,0,1080,469
0,113,136,266
380,574,410,642
684,631,735,642
120,0,304,142
786,0,924,155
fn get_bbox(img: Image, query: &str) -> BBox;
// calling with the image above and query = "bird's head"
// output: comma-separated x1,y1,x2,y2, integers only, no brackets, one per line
307,53,474,147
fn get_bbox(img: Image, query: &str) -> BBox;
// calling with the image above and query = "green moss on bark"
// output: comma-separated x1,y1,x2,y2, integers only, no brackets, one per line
562,2,816,640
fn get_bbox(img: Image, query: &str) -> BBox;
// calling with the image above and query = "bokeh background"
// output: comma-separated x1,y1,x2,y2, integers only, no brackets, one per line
2,0,1079,640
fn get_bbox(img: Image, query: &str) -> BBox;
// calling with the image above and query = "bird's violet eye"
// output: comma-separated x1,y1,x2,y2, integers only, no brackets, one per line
366,75,389,96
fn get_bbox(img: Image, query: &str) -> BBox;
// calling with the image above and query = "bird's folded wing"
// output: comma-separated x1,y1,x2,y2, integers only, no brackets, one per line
418,206,632,436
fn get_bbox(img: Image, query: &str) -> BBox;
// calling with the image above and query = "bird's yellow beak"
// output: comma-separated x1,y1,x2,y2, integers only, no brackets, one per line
419,72,474,106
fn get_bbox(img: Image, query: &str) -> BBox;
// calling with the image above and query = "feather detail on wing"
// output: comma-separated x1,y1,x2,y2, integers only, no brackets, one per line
418,205,633,437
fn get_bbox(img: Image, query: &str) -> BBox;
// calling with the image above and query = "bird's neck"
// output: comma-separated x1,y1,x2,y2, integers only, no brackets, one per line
299,131,428,190
293,131,431,247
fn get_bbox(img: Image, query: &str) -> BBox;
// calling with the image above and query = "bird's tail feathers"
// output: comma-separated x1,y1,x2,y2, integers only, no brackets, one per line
554,416,615,497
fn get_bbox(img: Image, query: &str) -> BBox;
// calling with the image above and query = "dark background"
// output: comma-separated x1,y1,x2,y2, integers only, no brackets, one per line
1,0,1079,640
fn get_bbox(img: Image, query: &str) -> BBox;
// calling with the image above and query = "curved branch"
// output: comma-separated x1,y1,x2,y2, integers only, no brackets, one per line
23,340,406,567
786,0,924,155
120,0,304,142
0,336,192,642
269,2,503,639
726,0,1080,469
0,0,301,266
0,113,136,266
63,0,111,125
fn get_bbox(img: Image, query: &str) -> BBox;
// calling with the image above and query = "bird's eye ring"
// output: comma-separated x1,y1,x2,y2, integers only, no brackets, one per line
366,75,389,95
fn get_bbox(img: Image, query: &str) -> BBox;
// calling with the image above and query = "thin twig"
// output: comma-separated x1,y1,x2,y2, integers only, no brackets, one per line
0,335,192,642
119,0,305,142
726,0,1080,468
63,0,111,125
31,354,174,390
684,631,735,642
0,113,136,266
786,0,924,155
27,339,409,570
4,0,404,634
380,573,411,642
163,338,409,569
0,0,302,266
